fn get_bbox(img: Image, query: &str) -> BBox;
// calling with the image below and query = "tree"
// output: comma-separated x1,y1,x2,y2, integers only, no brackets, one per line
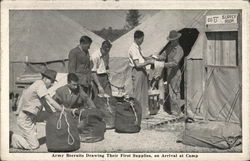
125,10,141,30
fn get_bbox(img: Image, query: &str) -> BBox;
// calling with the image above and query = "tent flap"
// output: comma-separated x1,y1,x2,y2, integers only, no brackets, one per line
205,67,241,123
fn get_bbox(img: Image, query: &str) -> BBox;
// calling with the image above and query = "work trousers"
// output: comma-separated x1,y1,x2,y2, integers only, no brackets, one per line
92,73,112,99
168,69,185,114
11,111,39,150
132,68,149,118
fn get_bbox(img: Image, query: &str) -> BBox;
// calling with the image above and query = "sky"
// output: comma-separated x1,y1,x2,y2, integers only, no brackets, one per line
58,10,159,31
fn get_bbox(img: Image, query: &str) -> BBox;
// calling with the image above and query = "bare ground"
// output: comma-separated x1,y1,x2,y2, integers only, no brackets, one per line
9,110,242,153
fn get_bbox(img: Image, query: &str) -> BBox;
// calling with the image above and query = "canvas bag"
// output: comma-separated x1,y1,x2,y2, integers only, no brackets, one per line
115,98,142,133
77,108,106,143
46,108,80,152
93,95,117,129
181,121,242,149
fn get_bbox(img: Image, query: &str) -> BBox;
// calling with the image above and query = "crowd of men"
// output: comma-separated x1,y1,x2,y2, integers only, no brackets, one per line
10,29,183,150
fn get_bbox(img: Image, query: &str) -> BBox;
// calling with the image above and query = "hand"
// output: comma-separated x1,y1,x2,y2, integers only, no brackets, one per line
74,109,80,116
106,71,110,78
98,86,105,95
13,111,19,116
71,108,80,117
151,54,158,59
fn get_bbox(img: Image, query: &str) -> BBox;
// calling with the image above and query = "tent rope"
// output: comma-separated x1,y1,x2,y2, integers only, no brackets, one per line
188,10,208,28
226,87,241,122
188,68,214,119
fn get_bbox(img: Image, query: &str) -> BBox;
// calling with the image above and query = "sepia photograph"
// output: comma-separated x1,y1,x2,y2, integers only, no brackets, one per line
1,1,250,161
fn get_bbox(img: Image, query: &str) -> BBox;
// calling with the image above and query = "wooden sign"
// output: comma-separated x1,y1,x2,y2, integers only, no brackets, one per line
206,14,238,25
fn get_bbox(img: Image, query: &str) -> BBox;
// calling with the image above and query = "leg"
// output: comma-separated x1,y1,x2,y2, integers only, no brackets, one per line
98,74,112,96
141,71,149,117
169,70,183,115
132,69,149,118
11,111,39,150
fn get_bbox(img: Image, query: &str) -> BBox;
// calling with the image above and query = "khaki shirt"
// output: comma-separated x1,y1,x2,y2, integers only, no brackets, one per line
161,44,184,65
162,44,184,82
19,80,48,115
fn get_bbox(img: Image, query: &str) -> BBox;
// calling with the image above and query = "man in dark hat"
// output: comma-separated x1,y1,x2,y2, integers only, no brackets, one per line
91,40,113,98
68,35,93,97
156,30,184,116
10,69,69,150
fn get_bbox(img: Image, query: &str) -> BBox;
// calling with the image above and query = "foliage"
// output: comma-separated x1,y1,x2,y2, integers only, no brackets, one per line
93,27,128,42
125,10,141,30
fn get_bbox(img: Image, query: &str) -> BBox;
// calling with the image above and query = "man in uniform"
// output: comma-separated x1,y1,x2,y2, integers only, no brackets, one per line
156,30,184,116
128,30,154,119
10,69,67,150
68,36,93,97
91,40,112,98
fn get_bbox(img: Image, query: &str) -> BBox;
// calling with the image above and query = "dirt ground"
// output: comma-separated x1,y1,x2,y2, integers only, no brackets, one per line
9,109,242,153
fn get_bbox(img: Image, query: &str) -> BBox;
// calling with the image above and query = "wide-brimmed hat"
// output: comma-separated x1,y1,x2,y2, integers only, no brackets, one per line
41,69,57,82
167,30,182,41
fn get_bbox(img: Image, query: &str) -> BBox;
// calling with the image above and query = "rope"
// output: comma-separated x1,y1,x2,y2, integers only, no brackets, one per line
226,87,241,123
56,106,64,129
64,112,75,145
56,106,75,145
78,109,85,124
192,94,203,118
217,86,240,120
105,97,113,114
124,99,138,125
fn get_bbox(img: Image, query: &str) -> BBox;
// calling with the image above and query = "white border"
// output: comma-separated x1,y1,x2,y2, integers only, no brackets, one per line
1,1,249,161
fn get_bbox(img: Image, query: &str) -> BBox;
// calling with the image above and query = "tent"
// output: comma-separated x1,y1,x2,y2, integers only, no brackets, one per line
9,10,104,93
109,10,204,96
185,10,241,124
9,10,104,88
109,10,242,124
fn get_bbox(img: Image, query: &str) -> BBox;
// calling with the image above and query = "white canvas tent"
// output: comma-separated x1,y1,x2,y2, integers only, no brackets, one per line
185,10,241,124
109,10,204,97
109,10,242,124
9,10,104,93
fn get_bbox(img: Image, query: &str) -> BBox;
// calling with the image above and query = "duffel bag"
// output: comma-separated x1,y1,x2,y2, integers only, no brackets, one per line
77,108,106,143
93,95,117,129
115,98,142,133
46,107,80,152
181,121,242,149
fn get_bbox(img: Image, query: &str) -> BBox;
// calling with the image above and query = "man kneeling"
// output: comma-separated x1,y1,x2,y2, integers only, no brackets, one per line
53,73,96,115
10,69,67,150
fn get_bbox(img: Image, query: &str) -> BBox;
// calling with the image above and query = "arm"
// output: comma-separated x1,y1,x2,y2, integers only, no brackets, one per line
129,46,154,68
164,62,178,68
133,59,153,68
155,50,167,61
40,97,55,113
164,47,184,68
79,86,96,109
91,54,104,94
92,72,105,94
68,50,77,73
43,94,73,113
